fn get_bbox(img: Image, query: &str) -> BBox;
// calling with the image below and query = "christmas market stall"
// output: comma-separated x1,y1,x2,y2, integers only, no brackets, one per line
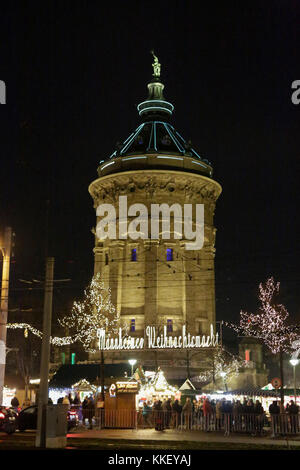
48,363,131,403
178,379,202,405
198,386,300,413
104,381,139,428
222,386,300,410
136,367,179,408
72,378,97,401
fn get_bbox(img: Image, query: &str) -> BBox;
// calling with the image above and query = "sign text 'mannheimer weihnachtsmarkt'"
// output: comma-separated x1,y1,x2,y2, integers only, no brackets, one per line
97,325,219,351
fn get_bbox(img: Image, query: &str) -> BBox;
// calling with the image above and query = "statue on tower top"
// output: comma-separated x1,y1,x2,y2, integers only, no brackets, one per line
151,50,161,78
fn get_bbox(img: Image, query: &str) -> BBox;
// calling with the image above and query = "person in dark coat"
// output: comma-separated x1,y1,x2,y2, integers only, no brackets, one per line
241,399,248,414
288,400,299,433
254,400,264,434
288,400,299,415
221,400,233,414
222,400,233,434
269,401,280,415
164,398,172,427
86,398,95,429
172,399,182,414
68,393,73,405
254,400,264,414
153,400,164,431
73,393,80,405
171,399,182,428
286,403,290,413
247,399,255,413
269,401,280,437
82,397,89,425
11,396,19,408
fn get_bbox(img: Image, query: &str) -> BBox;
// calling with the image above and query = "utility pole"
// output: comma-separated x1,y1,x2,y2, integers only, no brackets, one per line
186,350,191,379
279,350,284,408
100,350,105,401
0,227,12,405
35,257,54,448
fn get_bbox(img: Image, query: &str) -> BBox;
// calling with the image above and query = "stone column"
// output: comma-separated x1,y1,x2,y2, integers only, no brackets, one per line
115,241,125,318
180,241,187,325
143,240,159,327
93,246,103,275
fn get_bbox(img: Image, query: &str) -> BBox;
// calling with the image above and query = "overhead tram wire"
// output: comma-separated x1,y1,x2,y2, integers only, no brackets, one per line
8,276,300,293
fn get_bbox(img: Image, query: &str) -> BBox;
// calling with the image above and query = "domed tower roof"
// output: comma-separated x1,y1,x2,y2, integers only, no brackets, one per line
98,52,213,178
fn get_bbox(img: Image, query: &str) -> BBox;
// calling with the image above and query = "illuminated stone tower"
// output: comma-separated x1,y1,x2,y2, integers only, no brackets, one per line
89,55,222,376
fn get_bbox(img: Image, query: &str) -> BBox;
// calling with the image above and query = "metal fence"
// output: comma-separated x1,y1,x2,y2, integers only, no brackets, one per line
270,414,300,437
68,406,300,437
137,411,267,435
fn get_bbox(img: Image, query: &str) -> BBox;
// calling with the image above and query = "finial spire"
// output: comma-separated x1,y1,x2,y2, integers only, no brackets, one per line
137,51,174,120
150,50,161,79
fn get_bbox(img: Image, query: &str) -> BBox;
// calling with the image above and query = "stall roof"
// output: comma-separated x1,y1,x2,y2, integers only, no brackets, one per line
180,389,202,396
179,379,197,391
49,363,131,389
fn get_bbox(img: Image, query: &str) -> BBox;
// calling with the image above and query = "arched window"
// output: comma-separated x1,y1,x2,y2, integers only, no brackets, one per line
167,319,173,333
130,319,136,332
166,248,173,261
245,349,251,362
131,248,137,261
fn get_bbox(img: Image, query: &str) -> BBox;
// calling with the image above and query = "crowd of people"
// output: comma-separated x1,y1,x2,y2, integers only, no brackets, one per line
55,393,104,429
9,392,299,434
140,396,299,433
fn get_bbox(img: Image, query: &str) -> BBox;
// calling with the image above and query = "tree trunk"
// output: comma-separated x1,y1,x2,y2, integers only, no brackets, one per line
100,351,105,401
154,350,158,370
25,375,30,401
212,352,216,387
279,350,284,407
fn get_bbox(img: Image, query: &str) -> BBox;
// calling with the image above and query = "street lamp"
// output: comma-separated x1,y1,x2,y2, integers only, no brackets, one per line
289,358,299,403
128,359,137,377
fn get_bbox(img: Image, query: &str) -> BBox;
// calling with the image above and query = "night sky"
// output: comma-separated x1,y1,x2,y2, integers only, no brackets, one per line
1,1,299,342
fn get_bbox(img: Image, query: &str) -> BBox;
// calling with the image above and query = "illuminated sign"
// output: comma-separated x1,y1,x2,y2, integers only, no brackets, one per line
97,324,218,351
109,383,116,397
116,381,138,393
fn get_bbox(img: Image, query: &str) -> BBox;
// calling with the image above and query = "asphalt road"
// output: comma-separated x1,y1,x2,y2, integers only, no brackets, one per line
1,429,300,450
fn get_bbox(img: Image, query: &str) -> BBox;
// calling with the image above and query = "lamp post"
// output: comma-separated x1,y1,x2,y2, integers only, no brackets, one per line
220,371,227,392
289,358,299,403
128,359,137,377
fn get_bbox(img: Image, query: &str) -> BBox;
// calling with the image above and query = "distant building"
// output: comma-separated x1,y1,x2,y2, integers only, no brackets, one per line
224,338,269,390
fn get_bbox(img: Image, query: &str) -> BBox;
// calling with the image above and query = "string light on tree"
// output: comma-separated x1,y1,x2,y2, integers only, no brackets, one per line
227,277,299,354
59,273,120,353
6,271,121,348
197,348,249,383
227,277,300,405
